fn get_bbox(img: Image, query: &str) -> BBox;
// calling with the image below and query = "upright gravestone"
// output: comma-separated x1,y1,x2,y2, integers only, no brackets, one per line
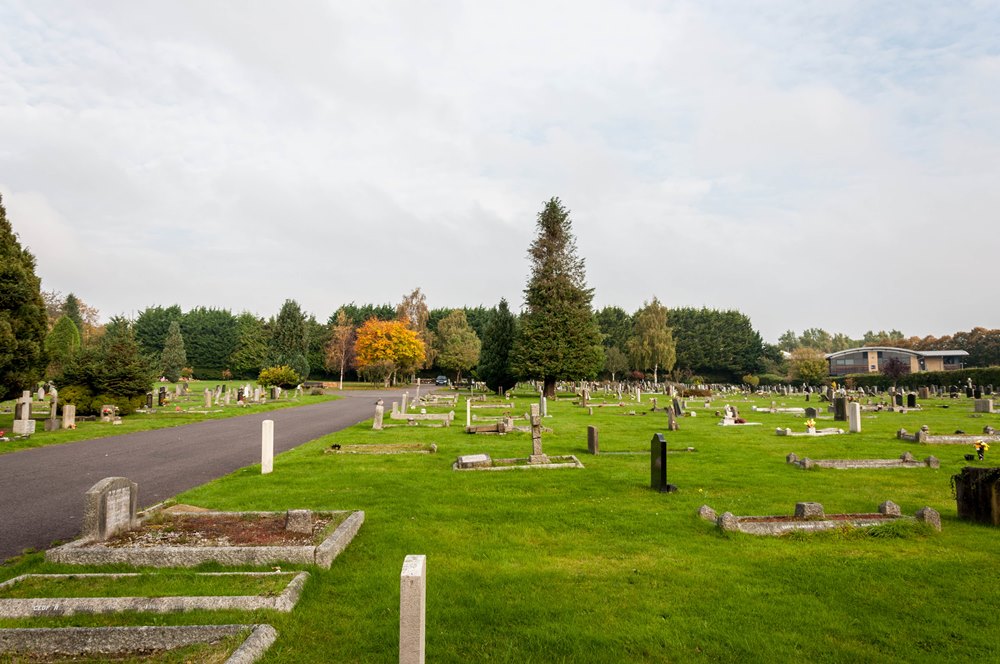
587,425,599,455
974,399,994,414
44,394,59,431
894,393,904,407
83,477,138,541
832,396,848,421
918,386,930,400
848,402,862,433
650,433,678,493
61,403,76,429
966,386,974,398
974,386,983,399
204,389,212,408
667,408,678,431
907,393,917,409
540,394,547,417
529,403,547,464
373,399,385,430
672,398,683,417
158,386,167,407
270,386,278,400
399,554,427,664
145,392,154,409
465,398,472,428
804,406,818,419
13,396,35,434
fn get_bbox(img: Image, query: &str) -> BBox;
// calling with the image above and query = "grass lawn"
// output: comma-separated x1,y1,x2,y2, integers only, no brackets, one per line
0,380,340,455
1,388,998,662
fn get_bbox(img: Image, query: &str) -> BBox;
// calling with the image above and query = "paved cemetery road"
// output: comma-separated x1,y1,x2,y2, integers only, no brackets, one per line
0,386,423,562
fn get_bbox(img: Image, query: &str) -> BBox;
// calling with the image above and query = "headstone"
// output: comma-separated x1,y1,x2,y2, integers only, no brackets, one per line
82,477,138,541
794,502,824,518
540,395,547,417
400,554,427,664
157,387,167,407
145,392,154,409
100,405,115,423
649,433,678,493
848,402,861,433
907,393,917,409
402,392,409,413
918,387,930,399
804,406,818,419
61,404,76,429
466,398,471,428
672,398,682,416
204,389,212,408
373,400,385,430
667,408,678,431
833,396,848,421
974,399,994,414
285,509,313,534
587,425,599,455
894,393,903,407
974,387,983,400
966,386,974,398
261,419,274,474
529,403,547,464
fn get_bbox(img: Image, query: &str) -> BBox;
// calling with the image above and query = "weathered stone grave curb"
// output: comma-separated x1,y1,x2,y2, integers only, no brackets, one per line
46,510,365,569
452,454,584,471
0,624,277,663
698,501,941,535
897,428,1000,444
0,571,308,618
775,427,845,437
717,420,762,426
785,452,940,470
324,443,438,455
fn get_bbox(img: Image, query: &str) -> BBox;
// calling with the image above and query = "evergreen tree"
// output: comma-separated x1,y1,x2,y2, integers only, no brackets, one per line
228,312,271,378
181,307,238,376
160,320,187,382
135,305,183,356
510,197,604,397
63,293,84,338
44,315,81,378
626,297,676,384
0,194,49,400
478,299,518,394
270,300,309,381
434,310,481,382
595,306,633,352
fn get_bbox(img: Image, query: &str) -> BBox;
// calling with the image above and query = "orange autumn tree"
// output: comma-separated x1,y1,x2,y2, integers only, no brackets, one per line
353,319,425,386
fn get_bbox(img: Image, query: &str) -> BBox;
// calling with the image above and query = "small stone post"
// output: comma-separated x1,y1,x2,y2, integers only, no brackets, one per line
848,402,862,433
539,394,547,417
373,400,385,431
400,554,427,664
261,420,274,474
402,392,409,413
465,398,471,428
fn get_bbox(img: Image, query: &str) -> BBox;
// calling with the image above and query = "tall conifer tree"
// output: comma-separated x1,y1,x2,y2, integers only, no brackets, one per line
511,197,603,397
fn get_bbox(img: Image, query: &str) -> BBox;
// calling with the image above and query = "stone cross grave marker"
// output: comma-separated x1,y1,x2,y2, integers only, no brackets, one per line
529,403,548,464
83,477,138,541
650,433,678,493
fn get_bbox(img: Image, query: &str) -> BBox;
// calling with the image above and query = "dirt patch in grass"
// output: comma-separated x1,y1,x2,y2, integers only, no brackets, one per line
99,512,346,548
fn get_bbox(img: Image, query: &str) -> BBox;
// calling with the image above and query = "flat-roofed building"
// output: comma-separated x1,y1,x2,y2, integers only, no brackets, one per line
825,347,969,376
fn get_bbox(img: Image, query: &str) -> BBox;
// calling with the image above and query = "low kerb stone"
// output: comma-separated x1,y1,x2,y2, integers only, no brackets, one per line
915,507,942,531
794,502,824,518
82,477,138,542
285,509,313,534
698,505,717,522
717,512,738,532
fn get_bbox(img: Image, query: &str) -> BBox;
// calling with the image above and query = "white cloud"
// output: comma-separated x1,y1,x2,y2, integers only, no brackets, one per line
1,0,999,341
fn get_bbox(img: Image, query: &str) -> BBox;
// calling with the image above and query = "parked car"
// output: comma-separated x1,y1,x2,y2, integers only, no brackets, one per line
435,375,448,386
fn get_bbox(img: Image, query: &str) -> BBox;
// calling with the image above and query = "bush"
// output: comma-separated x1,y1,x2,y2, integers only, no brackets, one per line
742,374,760,387
58,385,95,414
757,374,788,386
91,393,145,416
258,365,300,388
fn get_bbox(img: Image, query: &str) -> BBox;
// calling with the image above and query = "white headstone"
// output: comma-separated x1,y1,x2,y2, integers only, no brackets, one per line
261,419,274,474
204,389,212,408
848,402,862,433
400,555,427,664
466,398,471,428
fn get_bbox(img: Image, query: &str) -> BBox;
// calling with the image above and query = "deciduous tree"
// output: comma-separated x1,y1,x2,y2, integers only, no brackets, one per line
434,310,481,382
325,310,356,389
789,348,828,385
354,319,425,386
626,297,675,384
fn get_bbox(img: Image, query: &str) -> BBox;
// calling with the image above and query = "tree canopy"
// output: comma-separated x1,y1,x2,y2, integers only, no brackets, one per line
434,310,481,381
626,297,675,384
354,319,425,386
478,299,518,394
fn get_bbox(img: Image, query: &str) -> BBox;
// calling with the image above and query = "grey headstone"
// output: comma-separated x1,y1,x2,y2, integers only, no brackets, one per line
285,509,314,534
794,502,824,518
82,477,138,541
587,425,599,455
878,500,901,516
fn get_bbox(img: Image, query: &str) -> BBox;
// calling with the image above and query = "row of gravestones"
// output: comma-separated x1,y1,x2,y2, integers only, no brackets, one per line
11,391,78,435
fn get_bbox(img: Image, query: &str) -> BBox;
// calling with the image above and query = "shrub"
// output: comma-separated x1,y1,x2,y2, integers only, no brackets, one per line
58,385,95,414
258,365,300,388
180,367,194,379
742,374,760,387
91,393,145,416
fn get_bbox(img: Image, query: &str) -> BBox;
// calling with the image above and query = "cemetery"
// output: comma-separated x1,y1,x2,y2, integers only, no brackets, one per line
2,378,1000,660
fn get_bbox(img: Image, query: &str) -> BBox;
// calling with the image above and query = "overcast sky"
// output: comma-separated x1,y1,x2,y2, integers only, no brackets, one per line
2,1,998,343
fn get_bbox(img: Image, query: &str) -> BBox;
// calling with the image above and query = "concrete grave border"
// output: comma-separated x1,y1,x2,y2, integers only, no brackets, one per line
699,501,941,536
785,452,940,470
775,427,845,437
897,428,1000,445
0,571,308,618
324,443,438,455
0,624,276,663
46,509,364,569
452,454,584,471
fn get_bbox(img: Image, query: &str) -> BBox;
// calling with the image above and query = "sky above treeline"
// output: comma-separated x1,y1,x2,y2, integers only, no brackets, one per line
3,1,999,343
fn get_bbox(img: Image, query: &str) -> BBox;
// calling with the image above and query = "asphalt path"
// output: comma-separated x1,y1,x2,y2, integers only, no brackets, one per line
0,386,418,561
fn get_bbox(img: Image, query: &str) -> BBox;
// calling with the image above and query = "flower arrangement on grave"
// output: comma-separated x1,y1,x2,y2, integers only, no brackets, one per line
975,440,990,460
805,418,816,432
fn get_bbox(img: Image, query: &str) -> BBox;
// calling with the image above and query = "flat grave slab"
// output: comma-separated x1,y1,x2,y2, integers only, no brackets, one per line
700,501,941,535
